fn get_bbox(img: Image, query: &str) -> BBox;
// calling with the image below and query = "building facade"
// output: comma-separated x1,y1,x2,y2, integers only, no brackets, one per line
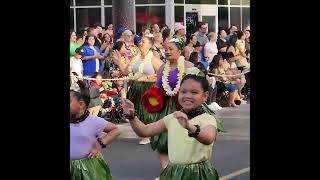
70,0,250,33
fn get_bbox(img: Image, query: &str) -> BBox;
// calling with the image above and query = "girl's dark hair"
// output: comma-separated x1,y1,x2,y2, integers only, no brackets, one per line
189,52,199,64
92,72,101,78
236,30,244,39
162,28,171,43
218,29,226,38
169,41,183,51
113,41,125,51
70,90,91,108
193,41,201,48
186,34,195,45
140,26,149,36
181,74,209,93
209,54,222,71
85,34,95,43
228,35,237,47
103,33,112,44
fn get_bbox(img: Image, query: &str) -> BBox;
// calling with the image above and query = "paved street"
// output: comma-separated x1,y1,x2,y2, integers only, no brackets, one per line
102,104,250,180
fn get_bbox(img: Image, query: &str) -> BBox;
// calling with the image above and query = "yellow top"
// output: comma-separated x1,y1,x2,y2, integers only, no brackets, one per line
163,113,218,164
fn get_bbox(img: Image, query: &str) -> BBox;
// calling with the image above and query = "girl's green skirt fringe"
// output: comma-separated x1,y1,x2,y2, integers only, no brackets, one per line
70,156,112,180
160,160,219,180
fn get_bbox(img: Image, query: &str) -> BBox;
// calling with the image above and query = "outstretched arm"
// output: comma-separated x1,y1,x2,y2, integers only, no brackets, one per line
122,98,167,137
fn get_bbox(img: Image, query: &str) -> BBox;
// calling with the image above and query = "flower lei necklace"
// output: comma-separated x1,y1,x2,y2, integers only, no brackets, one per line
128,50,153,80
162,56,185,96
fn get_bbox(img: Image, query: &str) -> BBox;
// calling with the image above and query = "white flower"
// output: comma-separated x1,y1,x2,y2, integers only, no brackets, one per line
162,56,185,96
169,38,180,43
185,67,201,76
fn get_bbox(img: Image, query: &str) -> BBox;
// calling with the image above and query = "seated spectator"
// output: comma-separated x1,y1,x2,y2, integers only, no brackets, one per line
183,34,197,61
189,51,200,65
88,86,104,116
214,53,241,108
193,41,208,69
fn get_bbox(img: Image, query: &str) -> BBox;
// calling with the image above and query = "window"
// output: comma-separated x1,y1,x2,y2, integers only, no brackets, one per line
104,0,112,5
75,0,101,6
242,7,250,30
105,7,113,26
70,0,73,6
230,0,240,5
175,6,184,24
230,7,241,30
135,0,165,4
218,0,228,5
242,0,250,5
202,16,216,33
135,6,165,35
70,8,74,31
175,0,184,3
218,7,228,30
185,0,216,4
76,8,101,29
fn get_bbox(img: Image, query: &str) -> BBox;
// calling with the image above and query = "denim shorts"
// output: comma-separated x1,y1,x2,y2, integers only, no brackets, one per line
225,83,239,92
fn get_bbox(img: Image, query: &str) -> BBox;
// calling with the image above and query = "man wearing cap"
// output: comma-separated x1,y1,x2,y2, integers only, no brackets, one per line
193,22,209,46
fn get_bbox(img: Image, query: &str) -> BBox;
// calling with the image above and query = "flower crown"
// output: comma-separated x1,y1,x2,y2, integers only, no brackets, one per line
185,67,206,77
145,33,154,38
169,38,184,50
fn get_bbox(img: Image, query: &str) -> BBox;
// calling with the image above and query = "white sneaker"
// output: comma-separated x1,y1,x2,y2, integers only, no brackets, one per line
240,99,247,104
154,178,159,180
208,103,219,111
212,102,223,110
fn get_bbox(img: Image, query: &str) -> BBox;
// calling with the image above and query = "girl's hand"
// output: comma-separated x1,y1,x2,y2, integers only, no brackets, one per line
122,98,135,116
173,111,190,130
88,143,102,158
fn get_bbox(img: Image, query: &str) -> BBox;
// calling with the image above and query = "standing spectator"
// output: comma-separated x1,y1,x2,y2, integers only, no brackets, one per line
85,27,102,47
152,32,165,62
94,22,103,42
100,33,113,54
81,35,105,77
183,34,197,61
70,48,84,78
140,26,151,36
160,24,169,33
226,25,238,42
204,32,218,65
70,30,80,57
105,22,113,37
194,22,209,46
174,24,186,43
151,23,160,33
110,41,130,98
162,28,173,48
121,29,138,61
216,29,228,59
